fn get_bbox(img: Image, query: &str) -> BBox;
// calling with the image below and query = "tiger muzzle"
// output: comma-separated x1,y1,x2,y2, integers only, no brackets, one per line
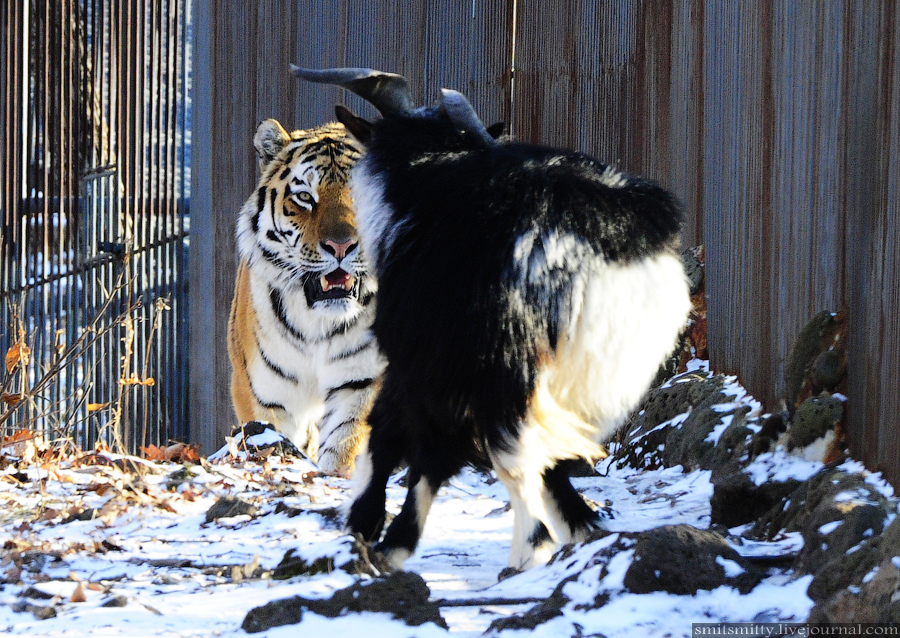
304,267,361,305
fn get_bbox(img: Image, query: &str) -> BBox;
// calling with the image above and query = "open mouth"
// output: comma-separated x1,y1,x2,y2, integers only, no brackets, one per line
304,268,360,304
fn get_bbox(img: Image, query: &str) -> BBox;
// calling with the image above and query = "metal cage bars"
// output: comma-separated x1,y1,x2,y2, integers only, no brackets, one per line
0,0,191,452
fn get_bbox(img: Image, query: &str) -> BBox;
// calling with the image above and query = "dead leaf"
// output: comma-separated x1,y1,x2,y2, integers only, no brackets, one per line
36,508,61,523
170,443,200,463
88,482,115,497
5,341,30,373
141,442,200,464
70,581,87,603
120,375,155,387
1,430,35,446
98,501,124,526
1,393,24,407
139,444,166,462
87,402,109,412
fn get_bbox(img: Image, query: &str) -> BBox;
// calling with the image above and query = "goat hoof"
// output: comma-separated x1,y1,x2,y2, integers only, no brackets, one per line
373,543,412,572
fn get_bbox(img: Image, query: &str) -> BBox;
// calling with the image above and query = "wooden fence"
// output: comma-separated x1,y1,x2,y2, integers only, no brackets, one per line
190,0,900,485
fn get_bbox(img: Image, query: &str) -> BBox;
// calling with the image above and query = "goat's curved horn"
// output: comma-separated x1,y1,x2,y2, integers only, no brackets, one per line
290,65,413,117
440,89,496,147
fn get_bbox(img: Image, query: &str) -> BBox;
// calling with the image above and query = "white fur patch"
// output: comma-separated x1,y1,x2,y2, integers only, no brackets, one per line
349,162,397,270
597,165,627,188
491,250,691,568
382,547,412,571
550,252,692,440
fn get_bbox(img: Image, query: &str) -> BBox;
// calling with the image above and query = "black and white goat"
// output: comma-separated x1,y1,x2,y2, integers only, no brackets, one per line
293,66,692,571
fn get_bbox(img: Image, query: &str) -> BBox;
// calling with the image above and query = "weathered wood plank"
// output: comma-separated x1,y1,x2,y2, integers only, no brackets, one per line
191,0,900,486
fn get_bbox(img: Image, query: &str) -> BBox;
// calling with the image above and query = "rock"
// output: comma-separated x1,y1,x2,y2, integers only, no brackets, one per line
242,571,447,633
272,536,387,579
808,556,900,623
614,371,734,471
11,601,57,620
749,409,789,457
780,394,846,463
230,421,304,458
20,586,55,600
665,404,752,472
808,511,900,605
204,497,258,523
681,246,705,296
623,525,762,595
487,531,633,634
485,579,570,632
273,503,343,528
709,454,802,528
784,310,847,410
751,467,893,575
100,595,129,608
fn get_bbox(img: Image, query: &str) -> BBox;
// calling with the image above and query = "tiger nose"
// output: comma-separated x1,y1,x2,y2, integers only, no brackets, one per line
322,239,357,260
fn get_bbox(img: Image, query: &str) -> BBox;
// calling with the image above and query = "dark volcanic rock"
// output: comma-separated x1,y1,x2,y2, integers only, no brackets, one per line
485,579,571,632
665,404,753,472
808,510,900,606
615,371,743,472
682,246,705,296
487,531,634,634
623,525,762,595
784,310,847,410
781,394,846,462
242,571,447,633
272,536,387,579
204,497,258,523
809,553,900,623
709,451,803,529
751,467,892,576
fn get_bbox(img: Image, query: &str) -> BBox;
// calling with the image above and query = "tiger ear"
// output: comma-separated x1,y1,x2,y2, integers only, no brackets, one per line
335,105,373,147
254,119,290,170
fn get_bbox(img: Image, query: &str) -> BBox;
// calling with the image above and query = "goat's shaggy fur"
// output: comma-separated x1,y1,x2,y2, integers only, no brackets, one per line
296,67,693,570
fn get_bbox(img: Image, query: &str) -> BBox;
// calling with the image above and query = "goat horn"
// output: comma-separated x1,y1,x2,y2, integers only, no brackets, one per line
290,65,413,117
440,89,496,147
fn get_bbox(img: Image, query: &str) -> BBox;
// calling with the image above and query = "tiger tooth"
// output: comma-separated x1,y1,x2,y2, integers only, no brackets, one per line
344,276,356,290
320,275,331,292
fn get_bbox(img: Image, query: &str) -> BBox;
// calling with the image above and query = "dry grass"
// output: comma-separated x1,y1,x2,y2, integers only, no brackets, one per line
0,274,172,459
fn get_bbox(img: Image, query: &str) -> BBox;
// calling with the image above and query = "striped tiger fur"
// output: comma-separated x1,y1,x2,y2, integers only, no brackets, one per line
228,119,383,475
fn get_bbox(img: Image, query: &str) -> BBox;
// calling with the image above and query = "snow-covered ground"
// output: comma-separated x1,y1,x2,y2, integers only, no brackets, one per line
0,374,891,637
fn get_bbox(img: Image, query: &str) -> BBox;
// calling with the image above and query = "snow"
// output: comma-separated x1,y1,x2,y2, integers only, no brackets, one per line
0,370,867,637
715,556,745,577
0,439,825,638
745,449,823,486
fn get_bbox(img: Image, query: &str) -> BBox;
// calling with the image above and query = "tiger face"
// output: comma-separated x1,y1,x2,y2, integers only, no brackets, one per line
237,119,371,316
230,119,383,474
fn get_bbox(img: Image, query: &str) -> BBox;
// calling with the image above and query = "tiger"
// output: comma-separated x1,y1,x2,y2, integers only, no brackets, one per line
228,118,383,476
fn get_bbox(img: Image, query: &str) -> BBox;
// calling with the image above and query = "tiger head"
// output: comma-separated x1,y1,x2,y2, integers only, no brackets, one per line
237,119,374,316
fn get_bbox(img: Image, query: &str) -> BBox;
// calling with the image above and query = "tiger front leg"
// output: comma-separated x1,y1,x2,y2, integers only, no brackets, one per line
316,379,378,476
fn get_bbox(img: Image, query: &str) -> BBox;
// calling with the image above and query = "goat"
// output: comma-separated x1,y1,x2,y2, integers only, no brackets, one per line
293,66,692,571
